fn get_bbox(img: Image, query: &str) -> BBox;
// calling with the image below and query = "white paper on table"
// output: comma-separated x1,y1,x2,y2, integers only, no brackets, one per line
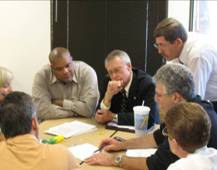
68,143,98,161
45,121,97,138
126,148,157,157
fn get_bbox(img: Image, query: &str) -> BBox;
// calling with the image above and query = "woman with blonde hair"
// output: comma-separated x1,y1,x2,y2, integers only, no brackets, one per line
0,66,13,103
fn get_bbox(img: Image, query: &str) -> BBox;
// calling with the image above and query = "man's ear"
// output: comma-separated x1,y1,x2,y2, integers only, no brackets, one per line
31,116,39,139
127,63,132,71
32,117,37,130
174,38,183,47
172,92,184,103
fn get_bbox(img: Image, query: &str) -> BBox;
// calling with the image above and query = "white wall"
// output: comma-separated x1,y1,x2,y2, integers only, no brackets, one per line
168,0,190,30
0,1,50,94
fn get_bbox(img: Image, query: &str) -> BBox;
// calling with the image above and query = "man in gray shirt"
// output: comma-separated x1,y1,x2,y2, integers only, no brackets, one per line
32,47,99,121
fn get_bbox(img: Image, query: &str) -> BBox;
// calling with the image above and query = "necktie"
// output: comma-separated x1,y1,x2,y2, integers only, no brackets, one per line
120,89,128,113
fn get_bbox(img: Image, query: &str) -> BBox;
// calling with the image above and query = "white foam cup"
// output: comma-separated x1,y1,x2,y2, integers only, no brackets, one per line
133,106,150,136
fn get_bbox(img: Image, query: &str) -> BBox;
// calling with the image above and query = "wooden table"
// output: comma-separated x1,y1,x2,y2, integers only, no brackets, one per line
39,117,136,170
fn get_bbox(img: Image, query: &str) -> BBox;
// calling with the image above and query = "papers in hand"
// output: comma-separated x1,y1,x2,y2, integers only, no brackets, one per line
45,121,97,138
126,148,157,157
69,143,98,161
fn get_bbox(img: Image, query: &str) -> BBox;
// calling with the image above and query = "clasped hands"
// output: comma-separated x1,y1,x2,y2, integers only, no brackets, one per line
95,80,123,123
105,80,124,100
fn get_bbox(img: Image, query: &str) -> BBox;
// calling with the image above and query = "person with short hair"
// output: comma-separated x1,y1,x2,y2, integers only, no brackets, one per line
84,63,217,170
0,91,78,170
32,47,99,121
153,17,217,112
95,49,159,126
0,66,13,103
165,102,217,170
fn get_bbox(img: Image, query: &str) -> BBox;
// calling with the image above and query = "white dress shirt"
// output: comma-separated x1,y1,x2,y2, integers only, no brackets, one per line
167,146,217,170
172,32,217,101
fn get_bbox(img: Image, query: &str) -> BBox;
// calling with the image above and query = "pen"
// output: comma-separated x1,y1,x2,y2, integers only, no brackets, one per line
79,160,85,165
109,129,119,138
79,129,119,165
94,129,119,153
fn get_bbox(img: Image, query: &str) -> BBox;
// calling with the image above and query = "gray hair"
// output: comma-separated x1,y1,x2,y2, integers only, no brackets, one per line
0,66,13,87
49,47,72,63
105,49,131,66
0,91,36,138
154,63,195,100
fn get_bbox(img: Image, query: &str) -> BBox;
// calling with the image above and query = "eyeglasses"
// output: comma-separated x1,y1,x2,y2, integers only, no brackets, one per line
162,127,173,140
155,92,170,98
162,127,168,137
153,42,172,50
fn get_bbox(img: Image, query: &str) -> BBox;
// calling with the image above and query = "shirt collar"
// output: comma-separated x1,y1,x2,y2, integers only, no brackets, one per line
179,32,196,65
124,71,133,97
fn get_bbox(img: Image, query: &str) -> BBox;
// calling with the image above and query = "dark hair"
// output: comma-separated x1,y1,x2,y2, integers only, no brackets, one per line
0,91,36,138
165,102,211,153
49,47,72,63
153,18,188,43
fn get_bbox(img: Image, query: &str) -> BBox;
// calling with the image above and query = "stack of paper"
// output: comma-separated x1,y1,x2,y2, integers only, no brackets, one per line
45,121,97,138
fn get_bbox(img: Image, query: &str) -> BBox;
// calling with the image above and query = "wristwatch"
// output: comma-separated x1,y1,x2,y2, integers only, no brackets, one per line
114,155,123,166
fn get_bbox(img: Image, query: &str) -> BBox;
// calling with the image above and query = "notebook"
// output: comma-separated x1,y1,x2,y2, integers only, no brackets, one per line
45,121,97,138
106,121,135,133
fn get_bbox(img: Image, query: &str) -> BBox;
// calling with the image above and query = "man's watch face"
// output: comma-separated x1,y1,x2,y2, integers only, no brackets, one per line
115,155,122,165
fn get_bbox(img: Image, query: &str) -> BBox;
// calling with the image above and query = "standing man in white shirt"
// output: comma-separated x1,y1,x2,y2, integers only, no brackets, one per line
32,47,99,121
153,17,217,112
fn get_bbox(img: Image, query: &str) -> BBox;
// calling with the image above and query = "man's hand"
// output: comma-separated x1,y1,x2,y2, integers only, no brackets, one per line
99,137,123,152
52,99,63,107
95,109,114,123
84,151,116,166
103,80,123,107
107,80,123,96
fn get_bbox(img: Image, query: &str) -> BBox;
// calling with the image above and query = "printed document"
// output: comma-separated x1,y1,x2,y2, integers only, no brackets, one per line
69,143,98,160
45,121,97,138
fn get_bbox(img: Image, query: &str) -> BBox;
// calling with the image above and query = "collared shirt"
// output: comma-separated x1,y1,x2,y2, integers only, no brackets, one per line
172,32,217,101
100,71,133,110
32,61,99,120
0,134,78,170
167,146,217,170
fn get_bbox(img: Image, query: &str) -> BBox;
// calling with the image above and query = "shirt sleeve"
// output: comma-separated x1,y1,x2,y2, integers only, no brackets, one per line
32,69,75,120
100,100,110,110
188,50,213,99
146,140,179,170
153,124,165,145
61,63,99,118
